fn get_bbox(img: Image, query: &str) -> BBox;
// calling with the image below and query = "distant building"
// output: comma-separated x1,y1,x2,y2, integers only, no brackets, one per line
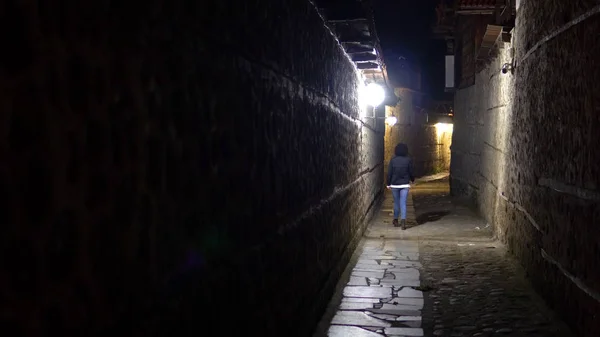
432,0,516,90
384,56,453,178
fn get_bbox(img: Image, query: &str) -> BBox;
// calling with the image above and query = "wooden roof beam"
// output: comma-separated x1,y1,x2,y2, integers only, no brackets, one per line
477,24,503,60
350,52,378,62
328,18,368,24
331,22,370,35
356,62,379,70
338,33,373,44
456,9,494,14
343,43,375,53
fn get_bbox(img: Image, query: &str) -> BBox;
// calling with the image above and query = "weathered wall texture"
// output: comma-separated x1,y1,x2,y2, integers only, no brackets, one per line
384,88,451,181
0,1,384,336
450,46,515,208
451,1,600,335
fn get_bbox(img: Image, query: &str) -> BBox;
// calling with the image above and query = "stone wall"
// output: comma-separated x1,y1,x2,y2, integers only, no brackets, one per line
0,1,384,336
450,1,600,334
384,88,451,182
450,46,515,209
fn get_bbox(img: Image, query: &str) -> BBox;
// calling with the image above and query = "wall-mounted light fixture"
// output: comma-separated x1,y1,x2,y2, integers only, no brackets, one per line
359,83,385,107
359,82,386,119
385,116,397,126
501,47,516,75
501,62,514,74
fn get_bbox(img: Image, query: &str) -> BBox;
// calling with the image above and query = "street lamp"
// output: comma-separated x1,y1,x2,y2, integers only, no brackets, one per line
359,83,385,107
359,82,386,120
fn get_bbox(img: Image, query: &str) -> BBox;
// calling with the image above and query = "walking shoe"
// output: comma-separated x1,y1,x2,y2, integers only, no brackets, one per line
393,219,399,227
401,219,406,230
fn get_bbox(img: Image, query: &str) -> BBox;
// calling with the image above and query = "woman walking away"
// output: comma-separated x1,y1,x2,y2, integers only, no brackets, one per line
386,143,415,230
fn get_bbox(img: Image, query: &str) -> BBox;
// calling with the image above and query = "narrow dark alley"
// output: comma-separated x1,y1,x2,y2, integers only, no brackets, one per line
1,1,599,336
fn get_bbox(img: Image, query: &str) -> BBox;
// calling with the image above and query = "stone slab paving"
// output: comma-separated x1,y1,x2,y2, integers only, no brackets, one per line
324,241,573,337
321,176,574,337
327,240,426,337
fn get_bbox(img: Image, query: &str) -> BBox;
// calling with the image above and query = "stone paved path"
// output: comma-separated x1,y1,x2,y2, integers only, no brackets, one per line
419,240,571,337
316,177,573,337
327,240,426,337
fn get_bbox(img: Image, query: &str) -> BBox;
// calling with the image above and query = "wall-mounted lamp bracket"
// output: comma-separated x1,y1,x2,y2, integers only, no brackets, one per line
501,48,516,75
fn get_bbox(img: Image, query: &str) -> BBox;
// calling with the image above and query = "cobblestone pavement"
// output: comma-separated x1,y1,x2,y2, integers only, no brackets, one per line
316,177,573,337
419,240,572,337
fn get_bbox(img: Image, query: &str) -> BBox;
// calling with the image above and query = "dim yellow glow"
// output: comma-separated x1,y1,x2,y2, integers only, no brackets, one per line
433,122,453,173
435,123,453,134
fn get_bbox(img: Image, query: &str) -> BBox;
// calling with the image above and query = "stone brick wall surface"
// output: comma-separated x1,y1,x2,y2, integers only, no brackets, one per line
0,1,384,336
450,1,600,335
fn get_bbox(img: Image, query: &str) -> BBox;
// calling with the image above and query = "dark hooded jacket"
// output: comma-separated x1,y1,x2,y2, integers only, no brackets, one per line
387,143,415,186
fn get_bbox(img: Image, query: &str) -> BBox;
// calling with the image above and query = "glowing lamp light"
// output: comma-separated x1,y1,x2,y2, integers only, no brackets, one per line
435,122,453,133
360,83,385,107
385,116,397,126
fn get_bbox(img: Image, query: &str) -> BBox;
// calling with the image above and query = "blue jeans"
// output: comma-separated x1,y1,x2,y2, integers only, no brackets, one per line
392,188,409,220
